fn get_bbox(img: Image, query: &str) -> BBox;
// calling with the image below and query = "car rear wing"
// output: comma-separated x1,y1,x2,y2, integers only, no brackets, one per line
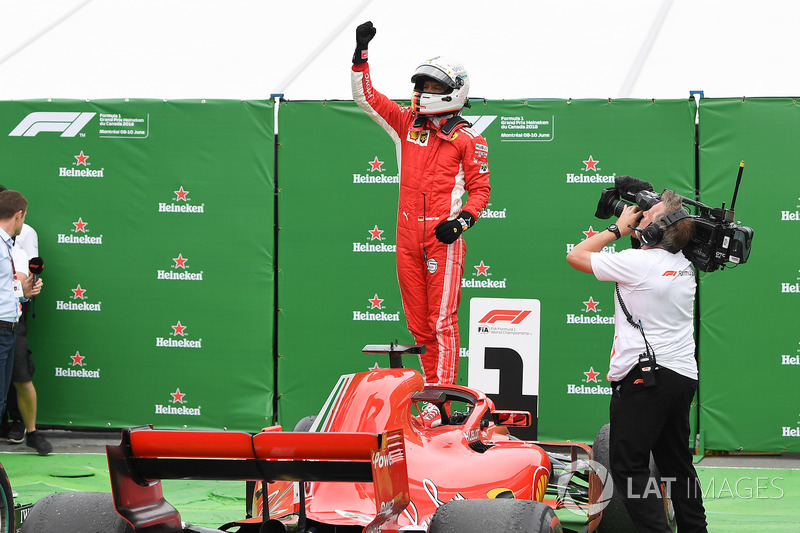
107,425,410,533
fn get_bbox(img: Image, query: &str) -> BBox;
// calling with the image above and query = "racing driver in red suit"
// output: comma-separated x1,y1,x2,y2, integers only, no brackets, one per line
351,21,491,386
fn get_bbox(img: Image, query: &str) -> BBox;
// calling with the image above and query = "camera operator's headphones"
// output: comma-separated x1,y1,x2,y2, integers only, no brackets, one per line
638,208,691,247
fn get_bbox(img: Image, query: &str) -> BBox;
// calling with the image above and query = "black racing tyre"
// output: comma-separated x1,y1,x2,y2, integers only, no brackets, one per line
428,498,562,533
593,423,677,533
20,491,133,533
0,463,13,533
293,415,317,432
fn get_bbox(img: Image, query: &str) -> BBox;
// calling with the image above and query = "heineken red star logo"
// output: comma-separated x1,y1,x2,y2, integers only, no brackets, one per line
70,351,85,366
583,155,599,171
368,225,384,241
73,217,88,233
583,226,599,239
369,156,384,172
173,253,188,269
474,261,490,276
583,297,599,312
171,321,187,336
584,367,600,383
74,151,89,166
369,294,384,309
170,388,186,403
71,284,86,299
174,186,189,201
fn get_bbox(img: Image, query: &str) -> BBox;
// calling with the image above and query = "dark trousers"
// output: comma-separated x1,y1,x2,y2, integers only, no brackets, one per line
0,327,15,415
610,366,708,533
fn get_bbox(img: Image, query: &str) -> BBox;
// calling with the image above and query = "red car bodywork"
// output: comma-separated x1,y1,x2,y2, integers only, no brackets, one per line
106,348,602,532
260,367,552,530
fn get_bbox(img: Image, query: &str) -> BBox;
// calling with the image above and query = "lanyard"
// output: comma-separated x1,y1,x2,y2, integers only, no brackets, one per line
3,240,14,277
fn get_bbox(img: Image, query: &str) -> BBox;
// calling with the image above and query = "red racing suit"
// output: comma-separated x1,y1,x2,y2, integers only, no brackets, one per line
352,61,491,384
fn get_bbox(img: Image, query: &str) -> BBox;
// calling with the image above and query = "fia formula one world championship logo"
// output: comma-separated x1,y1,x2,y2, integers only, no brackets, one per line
468,297,540,440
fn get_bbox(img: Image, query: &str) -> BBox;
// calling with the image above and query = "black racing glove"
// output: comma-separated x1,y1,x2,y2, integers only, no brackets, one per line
434,211,476,244
353,21,376,64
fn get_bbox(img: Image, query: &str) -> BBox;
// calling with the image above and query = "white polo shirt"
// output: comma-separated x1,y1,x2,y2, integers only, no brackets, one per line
591,247,697,382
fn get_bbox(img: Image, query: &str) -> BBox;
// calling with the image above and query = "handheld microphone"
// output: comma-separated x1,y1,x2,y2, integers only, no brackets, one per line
28,257,43,285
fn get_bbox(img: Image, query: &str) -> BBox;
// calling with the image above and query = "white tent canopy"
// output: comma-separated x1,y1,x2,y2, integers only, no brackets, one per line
1,0,797,102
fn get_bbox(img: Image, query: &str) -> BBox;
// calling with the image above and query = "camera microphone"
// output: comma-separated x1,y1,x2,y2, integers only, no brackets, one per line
615,175,655,195
29,257,43,285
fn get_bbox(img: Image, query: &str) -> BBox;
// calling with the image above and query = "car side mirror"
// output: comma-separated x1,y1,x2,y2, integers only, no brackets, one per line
492,410,531,427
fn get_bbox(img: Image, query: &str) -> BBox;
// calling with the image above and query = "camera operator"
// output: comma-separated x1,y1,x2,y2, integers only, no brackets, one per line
566,189,708,532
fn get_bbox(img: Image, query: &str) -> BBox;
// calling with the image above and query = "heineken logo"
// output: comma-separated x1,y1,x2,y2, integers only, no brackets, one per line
157,253,203,281
353,225,396,253
566,155,616,184
353,155,398,184
353,293,400,322
58,150,104,177
58,217,103,245
155,388,201,416
158,186,205,213
565,227,617,255
567,296,613,325
463,260,506,289
54,351,100,379
156,321,203,348
566,367,611,395
56,284,101,311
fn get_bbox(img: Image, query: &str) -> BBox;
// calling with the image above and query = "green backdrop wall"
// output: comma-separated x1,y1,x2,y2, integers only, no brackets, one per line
0,99,275,431
275,99,697,443
0,96,791,452
697,98,799,452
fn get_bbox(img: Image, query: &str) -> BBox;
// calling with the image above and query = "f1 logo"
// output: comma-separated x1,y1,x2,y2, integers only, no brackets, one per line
9,112,96,137
461,115,498,135
479,309,532,324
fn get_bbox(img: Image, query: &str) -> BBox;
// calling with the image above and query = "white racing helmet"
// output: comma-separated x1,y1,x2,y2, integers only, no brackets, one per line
410,56,470,115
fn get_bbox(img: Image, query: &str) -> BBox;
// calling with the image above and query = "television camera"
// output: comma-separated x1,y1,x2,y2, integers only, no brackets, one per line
595,162,754,272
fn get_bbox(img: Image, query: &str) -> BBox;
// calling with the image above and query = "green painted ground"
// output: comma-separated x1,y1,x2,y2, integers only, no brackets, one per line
2,453,246,528
2,452,799,531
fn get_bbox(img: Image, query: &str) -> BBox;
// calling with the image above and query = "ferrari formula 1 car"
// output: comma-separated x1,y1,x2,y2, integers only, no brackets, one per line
20,344,675,533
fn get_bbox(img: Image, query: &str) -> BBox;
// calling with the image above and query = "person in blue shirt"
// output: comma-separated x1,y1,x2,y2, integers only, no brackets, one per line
0,190,42,419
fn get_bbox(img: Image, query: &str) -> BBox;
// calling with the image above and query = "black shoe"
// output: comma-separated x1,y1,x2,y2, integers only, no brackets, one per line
25,431,52,455
7,420,25,444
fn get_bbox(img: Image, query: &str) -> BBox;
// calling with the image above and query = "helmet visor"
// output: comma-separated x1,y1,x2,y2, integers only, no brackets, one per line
411,65,460,91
